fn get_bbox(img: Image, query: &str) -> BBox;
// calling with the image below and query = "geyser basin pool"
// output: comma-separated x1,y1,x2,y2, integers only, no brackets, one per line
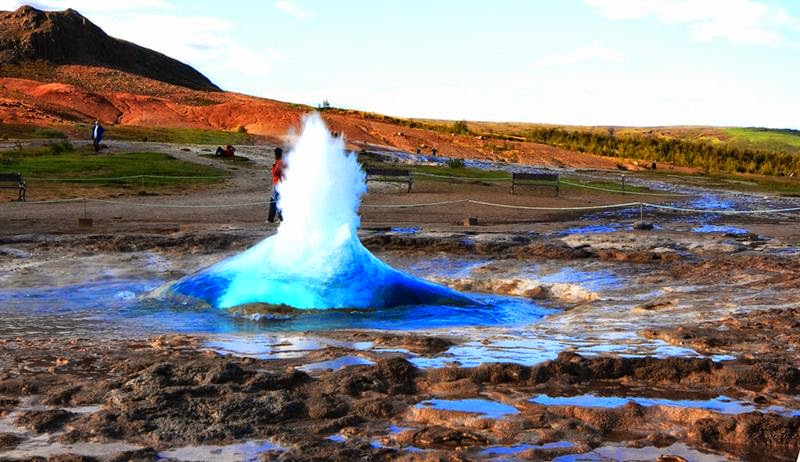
0,262,554,339
166,113,471,310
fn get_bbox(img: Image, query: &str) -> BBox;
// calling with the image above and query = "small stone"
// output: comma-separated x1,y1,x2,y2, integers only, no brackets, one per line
0,432,23,450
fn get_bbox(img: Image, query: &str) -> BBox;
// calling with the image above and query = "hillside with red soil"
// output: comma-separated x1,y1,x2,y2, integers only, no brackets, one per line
0,65,631,170
0,5,642,171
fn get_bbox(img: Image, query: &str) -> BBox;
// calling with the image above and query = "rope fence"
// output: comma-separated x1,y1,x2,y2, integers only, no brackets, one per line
412,172,511,182
26,175,228,181
412,171,689,197
24,172,687,198
11,196,800,215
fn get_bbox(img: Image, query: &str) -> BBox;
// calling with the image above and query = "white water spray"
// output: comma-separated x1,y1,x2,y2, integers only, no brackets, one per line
170,113,471,310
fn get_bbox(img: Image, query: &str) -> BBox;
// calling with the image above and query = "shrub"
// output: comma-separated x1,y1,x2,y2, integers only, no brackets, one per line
446,157,465,168
33,128,67,139
47,140,73,155
451,120,470,135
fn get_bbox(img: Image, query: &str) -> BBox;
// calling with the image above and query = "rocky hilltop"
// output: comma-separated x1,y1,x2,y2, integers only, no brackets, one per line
0,5,220,91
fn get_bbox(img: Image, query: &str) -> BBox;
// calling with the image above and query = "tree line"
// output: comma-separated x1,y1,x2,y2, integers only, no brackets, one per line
520,127,800,177
333,108,799,177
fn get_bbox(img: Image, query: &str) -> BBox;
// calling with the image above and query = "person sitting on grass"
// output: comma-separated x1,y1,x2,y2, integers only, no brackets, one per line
215,145,236,157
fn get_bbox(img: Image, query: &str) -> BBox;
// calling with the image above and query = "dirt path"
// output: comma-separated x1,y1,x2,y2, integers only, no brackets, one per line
4,140,799,241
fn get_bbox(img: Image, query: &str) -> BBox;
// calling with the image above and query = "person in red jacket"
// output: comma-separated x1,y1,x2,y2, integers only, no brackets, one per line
215,145,236,157
267,147,285,223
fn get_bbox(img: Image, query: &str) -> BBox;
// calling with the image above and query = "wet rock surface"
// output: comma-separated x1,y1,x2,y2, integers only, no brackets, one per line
2,218,800,460
15,409,76,433
0,432,23,449
643,307,800,364
0,336,798,461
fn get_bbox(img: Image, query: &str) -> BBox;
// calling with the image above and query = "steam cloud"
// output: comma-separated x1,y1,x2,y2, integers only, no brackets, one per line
169,113,471,310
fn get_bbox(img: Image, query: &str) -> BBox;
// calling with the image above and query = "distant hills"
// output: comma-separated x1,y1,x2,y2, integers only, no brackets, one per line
0,5,219,91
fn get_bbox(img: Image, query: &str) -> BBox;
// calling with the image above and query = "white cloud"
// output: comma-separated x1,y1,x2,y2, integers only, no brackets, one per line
0,1,283,90
275,0,309,20
1,0,174,12
534,45,625,69
585,0,796,46
0,0,35,10
281,63,798,130
92,12,282,88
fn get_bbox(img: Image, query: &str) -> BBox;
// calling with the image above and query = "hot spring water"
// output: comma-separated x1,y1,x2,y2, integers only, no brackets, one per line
167,114,471,310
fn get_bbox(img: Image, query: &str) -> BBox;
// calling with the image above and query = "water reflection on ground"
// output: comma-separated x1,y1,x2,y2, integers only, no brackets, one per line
415,398,519,419
158,440,283,462
552,442,728,462
529,393,800,416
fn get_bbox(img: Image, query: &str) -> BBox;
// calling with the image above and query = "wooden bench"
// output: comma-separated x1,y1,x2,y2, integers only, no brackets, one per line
0,172,26,201
365,168,412,192
511,172,559,195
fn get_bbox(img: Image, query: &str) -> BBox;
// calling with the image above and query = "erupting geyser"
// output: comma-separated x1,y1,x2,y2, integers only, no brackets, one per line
168,114,472,310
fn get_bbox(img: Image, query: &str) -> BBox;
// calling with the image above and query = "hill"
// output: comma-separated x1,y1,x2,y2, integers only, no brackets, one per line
0,6,798,178
0,5,219,91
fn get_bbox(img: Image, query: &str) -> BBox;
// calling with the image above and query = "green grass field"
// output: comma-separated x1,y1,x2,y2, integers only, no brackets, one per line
0,143,227,187
411,165,509,180
361,157,655,194
0,122,252,146
0,123,68,140
107,125,253,145
722,127,800,153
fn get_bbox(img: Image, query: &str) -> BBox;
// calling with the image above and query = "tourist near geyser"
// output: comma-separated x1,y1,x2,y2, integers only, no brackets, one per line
1,3,800,462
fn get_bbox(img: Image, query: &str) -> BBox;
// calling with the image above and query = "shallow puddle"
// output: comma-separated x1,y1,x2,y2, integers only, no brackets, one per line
206,335,373,359
2,434,141,460
389,226,420,234
415,398,519,419
530,393,800,416
692,224,750,234
158,440,283,462
297,355,375,373
556,224,623,235
408,333,727,369
531,266,620,292
552,442,728,461
479,441,574,457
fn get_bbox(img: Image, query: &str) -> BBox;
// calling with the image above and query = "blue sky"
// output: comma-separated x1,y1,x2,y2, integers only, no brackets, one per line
4,0,800,128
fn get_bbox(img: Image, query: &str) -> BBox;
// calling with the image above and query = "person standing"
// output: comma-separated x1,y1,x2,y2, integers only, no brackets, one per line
267,147,285,223
91,120,105,153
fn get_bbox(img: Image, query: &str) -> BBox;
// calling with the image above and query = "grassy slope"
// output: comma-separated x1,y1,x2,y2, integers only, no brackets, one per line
414,119,800,155
722,127,800,153
0,144,226,187
107,125,253,145
0,122,253,145
361,155,652,194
